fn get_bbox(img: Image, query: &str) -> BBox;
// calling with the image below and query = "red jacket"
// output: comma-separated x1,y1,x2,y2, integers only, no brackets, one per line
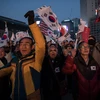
62,55,100,100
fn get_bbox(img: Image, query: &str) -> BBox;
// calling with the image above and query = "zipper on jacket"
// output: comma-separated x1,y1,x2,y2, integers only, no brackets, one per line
88,80,91,100
18,60,21,100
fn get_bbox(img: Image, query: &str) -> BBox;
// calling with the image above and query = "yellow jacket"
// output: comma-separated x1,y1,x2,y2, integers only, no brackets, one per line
0,23,45,100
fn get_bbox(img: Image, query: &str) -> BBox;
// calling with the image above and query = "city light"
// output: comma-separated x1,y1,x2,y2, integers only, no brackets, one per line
62,25,68,32
36,21,40,25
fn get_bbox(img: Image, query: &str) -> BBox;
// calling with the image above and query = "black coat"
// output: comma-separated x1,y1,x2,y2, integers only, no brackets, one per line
0,57,11,100
72,54,100,100
40,55,65,100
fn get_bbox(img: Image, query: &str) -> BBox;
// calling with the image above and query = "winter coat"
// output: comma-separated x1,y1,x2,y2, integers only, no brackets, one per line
0,57,11,100
92,42,100,66
62,54,100,100
40,55,65,100
0,23,45,100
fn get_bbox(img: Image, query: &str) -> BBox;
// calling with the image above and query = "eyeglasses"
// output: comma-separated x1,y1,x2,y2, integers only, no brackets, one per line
19,43,31,47
81,45,90,49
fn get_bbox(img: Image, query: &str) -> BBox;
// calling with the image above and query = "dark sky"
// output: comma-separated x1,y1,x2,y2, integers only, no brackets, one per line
0,0,80,23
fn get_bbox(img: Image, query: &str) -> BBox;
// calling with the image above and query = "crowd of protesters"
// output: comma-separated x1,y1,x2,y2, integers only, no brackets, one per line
0,10,100,100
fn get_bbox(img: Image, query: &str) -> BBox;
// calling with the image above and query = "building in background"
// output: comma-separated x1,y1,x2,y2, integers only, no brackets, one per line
89,18,100,42
80,0,100,24
89,5,100,42
0,16,29,37
61,19,75,39
72,18,80,33
80,0,100,42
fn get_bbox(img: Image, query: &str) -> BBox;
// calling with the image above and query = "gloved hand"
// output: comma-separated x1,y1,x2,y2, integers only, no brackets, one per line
62,56,76,74
24,10,35,25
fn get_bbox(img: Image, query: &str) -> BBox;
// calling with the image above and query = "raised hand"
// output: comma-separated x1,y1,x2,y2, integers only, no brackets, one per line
24,10,35,25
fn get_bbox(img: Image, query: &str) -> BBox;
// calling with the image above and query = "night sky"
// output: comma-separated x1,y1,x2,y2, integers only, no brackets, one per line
0,0,80,23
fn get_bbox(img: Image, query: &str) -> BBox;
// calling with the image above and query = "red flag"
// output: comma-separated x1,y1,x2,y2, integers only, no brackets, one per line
81,27,90,43
95,17,100,23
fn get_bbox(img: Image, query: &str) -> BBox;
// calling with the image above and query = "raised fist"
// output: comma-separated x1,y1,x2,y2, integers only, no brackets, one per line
24,10,35,25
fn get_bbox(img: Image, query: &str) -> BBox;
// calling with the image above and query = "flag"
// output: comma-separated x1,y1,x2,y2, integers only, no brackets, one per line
2,21,9,40
10,32,16,46
77,19,90,43
0,21,9,47
35,6,60,31
39,20,50,35
95,17,100,23
11,32,15,41
81,27,90,43
0,39,8,47
57,33,71,46
39,20,54,38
